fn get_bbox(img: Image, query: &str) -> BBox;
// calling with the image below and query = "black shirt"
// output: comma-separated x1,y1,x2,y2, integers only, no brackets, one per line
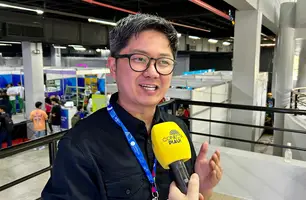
42,93,197,200
51,105,61,126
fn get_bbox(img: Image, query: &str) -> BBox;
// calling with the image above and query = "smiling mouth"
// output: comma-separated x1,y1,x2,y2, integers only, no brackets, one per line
139,84,159,91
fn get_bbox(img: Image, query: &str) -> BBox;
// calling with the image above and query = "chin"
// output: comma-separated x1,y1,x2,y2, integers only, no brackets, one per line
138,97,161,107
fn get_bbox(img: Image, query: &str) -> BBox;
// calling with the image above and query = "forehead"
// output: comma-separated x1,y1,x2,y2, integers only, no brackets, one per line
124,30,172,56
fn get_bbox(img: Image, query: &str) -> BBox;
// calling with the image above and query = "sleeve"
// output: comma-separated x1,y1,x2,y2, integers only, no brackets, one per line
41,138,106,200
44,111,48,120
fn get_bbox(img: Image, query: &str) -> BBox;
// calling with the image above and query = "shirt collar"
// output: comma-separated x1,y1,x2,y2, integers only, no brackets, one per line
109,92,163,137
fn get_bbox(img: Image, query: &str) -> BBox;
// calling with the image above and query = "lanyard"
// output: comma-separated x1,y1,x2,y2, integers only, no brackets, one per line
107,104,159,199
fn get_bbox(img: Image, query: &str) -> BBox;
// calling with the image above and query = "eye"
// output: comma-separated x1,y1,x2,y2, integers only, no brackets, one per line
158,59,173,66
131,55,148,63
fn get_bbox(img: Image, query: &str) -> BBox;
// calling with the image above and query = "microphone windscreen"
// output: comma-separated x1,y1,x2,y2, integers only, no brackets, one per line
151,122,191,169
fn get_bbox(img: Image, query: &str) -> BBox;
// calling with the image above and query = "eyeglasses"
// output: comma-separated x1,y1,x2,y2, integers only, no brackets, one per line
113,53,176,75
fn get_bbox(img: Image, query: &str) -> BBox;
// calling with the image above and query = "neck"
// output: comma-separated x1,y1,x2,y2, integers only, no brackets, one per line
117,94,156,131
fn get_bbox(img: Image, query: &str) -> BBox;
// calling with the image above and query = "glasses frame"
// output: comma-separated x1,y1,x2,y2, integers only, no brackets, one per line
113,53,176,75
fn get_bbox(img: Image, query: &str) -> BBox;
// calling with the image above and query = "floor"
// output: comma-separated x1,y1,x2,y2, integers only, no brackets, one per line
254,133,274,155
0,144,242,200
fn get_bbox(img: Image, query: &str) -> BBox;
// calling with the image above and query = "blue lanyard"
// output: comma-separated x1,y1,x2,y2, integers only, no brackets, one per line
107,104,159,198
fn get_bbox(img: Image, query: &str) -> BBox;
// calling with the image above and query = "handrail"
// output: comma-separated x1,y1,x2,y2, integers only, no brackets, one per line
0,131,65,159
1,98,306,197
176,99,306,115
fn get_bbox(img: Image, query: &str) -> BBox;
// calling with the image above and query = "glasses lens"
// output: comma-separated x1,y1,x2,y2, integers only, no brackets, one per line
156,58,175,75
130,54,149,71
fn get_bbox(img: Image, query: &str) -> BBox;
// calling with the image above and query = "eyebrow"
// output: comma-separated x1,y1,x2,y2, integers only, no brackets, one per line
130,49,172,58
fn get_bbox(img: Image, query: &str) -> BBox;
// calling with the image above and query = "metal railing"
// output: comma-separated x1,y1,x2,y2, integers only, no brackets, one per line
1,99,306,199
290,87,306,111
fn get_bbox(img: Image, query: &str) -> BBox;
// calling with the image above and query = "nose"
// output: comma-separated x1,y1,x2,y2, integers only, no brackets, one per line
143,59,160,78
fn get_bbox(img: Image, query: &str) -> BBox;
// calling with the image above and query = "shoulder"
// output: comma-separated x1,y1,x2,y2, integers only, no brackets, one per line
63,107,110,148
160,111,189,133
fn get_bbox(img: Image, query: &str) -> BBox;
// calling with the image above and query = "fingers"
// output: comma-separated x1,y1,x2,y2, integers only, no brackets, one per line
187,173,200,199
168,182,184,199
197,142,209,160
210,160,223,181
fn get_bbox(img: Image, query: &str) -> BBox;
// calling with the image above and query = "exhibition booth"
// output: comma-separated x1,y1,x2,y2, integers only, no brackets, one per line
43,67,109,129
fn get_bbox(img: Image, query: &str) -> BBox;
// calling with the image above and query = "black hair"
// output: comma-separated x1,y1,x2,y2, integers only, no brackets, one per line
0,105,6,111
35,101,43,108
109,13,179,58
77,105,83,111
51,97,59,104
45,97,51,104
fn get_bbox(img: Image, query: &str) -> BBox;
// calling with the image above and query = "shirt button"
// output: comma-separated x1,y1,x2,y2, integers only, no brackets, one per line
126,189,131,195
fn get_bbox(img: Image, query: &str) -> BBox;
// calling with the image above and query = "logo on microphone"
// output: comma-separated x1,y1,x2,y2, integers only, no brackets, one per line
163,129,183,145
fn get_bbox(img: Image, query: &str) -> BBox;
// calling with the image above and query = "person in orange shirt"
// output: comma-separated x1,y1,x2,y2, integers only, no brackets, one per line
30,101,48,141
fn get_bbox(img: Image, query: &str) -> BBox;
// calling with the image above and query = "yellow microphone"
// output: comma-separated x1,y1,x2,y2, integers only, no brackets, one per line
151,121,192,194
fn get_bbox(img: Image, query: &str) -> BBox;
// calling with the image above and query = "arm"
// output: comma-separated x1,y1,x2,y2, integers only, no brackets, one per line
41,137,105,200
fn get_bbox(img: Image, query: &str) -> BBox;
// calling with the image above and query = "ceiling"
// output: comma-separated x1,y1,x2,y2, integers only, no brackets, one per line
2,0,238,39
0,0,276,56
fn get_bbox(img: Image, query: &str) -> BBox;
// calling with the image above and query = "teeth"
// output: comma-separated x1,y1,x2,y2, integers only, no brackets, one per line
141,84,156,88
140,84,157,91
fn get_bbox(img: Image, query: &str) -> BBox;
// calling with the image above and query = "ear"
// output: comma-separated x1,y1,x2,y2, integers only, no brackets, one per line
107,57,117,80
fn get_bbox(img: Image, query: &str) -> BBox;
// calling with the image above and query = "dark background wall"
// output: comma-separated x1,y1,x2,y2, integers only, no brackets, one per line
180,47,275,92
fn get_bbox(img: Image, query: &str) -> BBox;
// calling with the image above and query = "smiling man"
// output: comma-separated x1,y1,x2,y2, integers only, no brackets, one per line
42,13,222,200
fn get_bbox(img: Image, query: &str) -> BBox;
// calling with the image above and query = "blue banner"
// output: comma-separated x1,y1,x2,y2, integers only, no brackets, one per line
61,108,69,129
182,69,215,75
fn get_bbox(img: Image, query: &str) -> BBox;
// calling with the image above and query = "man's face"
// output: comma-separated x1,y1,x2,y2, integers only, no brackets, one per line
108,30,173,108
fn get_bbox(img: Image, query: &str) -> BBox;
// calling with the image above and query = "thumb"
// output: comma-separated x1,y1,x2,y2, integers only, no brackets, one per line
168,181,185,200
197,142,209,160
187,173,200,200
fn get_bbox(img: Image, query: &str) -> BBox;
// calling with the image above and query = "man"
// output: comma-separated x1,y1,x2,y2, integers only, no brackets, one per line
17,82,25,113
42,14,222,200
6,84,17,115
50,98,61,133
30,101,48,149
0,105,13,149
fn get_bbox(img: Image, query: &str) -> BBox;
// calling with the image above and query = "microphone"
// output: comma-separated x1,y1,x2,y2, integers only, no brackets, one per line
151,122,192,194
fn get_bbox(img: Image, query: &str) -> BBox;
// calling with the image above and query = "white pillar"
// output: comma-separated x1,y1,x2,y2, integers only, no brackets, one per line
22,42,45,118
296,43,306,87
229,10,262,151
51,47,61,67
272,2,296,156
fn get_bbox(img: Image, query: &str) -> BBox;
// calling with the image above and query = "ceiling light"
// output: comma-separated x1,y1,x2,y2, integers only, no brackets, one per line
177,33,182,38
230,37,234,39
189,36,201,40
222,41,231,46
263,38,268,40
88,18,116,26
74,47,86,51
208,39,218,44
261,43,275,47
96,49,101,52
0,44,12,46
0,41,21,44
0,3,44,15
53,45,67,49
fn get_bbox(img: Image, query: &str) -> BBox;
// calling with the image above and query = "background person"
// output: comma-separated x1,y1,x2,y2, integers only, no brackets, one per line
17,82,25,113
30,102,48,150
6,83,17,115
0,105,13,149
50,98,61,133
45,97,53,133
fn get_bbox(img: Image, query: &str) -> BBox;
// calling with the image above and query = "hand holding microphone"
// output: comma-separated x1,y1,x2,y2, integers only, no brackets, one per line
169,173,204,200
151,122,192,194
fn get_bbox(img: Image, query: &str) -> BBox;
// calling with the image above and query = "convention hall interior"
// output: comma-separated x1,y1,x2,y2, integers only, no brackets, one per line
0,0,306,200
